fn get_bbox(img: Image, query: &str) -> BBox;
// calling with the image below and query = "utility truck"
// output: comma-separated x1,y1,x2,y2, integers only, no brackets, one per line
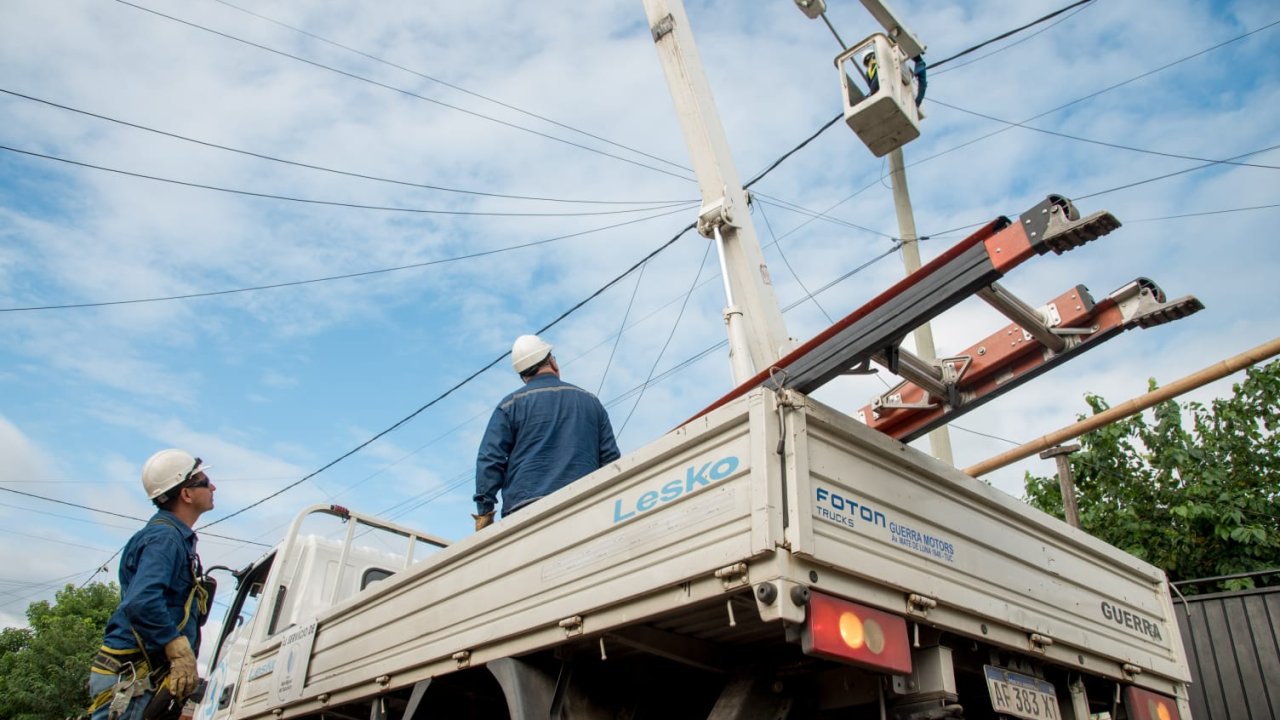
193,2,1199,718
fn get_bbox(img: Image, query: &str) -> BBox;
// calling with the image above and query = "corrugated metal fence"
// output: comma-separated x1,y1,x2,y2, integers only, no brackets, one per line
1173,574,1280,720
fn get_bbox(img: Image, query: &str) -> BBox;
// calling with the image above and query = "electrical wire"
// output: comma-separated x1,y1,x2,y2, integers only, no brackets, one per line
757,201,832,323
617,236,714,440
199,1,890,245
0,144,693,218
1124,203,1280,222
0,485,269,546
928,99,1280,170
0,87,693,206
208,0,691,176
0,204,693,313
1077,143,1280,200
112,0,696,183
198,220,699,530
47,4,1270,530
754,195,896,240
788,19,1280,241
929,0,1096,69
905,19,1280,172
598,262,648,396
242,233,914,524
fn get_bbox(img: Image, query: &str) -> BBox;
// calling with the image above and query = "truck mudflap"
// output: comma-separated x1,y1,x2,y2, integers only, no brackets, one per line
783,391,1191,693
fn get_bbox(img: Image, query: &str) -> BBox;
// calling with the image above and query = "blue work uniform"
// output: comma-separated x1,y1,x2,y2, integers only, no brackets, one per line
475,374,620,516
89,510,202,720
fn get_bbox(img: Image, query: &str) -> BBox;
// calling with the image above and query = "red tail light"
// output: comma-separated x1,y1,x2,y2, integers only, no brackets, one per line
1124,687,1181,720
802,590,912,674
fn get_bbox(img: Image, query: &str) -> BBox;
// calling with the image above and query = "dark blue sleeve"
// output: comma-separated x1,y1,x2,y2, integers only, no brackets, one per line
597,404,621,465
474,406,514,514
120,533,185,648
913,55,927,104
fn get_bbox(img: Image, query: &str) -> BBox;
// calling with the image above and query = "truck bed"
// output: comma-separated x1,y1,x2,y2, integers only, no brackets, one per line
232,388,1189,717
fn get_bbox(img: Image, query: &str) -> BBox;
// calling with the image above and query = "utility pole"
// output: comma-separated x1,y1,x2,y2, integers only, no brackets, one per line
888,147,954,464
641,0,792,385
1039,444,1081,528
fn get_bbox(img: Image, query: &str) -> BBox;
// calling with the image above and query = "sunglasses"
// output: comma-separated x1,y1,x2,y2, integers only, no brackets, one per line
184,457,211,489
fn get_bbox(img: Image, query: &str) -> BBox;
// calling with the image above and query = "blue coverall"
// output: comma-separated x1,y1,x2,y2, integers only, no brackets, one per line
475,374,620,516
90,510,201,720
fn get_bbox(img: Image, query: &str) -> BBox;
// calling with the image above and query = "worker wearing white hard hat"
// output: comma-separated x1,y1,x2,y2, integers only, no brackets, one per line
474,334,620,530
863,45,880,95
88,449,216,720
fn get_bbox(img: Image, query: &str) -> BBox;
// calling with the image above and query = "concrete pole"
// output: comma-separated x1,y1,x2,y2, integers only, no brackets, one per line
1039,444,1081,527
887,147,954,464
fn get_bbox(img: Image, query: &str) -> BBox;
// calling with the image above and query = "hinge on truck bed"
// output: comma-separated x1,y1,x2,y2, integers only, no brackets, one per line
1029,633,1054,654
907,593,937,618
559,615,584,637
715,562,750,590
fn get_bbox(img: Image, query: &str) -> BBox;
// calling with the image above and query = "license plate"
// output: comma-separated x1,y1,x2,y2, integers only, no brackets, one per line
983,665,1060,720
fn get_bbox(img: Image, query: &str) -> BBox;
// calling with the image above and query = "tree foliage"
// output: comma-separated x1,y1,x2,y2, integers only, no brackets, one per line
1024,360,1280,594
0,582,119,720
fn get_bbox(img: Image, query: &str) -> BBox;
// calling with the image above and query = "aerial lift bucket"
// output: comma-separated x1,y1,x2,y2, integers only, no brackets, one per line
838,33,921,157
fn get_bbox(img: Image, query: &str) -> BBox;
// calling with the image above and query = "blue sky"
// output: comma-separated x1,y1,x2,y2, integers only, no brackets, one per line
1,0,1277,659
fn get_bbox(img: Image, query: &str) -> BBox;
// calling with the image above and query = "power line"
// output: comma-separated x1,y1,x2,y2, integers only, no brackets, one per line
0,485,269,546
112,0,695,183
929,0,1096,69
1078,143,1280,200
617,236,714,440
597,262,648,397
930,4,1092,76
927,99,1280,170
201,0,906,249
1125,203,1280,222
198,220,700,529
0,204,693,312
784,19,1280,240
0,87,693,206
316,234,919,520
757,201,833,324
0,144,694,218
90,4,1266,528
209,0,691,176
906,19,1280,171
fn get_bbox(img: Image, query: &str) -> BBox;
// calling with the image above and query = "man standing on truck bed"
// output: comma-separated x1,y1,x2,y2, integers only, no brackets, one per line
474,334,620,530
87,449,215,720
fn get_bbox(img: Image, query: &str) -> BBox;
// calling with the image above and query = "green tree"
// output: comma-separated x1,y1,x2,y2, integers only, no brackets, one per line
1024,360,1280,593
0,582,119,720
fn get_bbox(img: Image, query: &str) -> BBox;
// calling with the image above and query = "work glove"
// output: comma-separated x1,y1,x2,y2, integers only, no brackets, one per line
163,636,199,699
472,511,495,531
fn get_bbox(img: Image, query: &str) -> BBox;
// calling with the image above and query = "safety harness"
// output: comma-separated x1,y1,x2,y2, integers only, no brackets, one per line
87,517,212,719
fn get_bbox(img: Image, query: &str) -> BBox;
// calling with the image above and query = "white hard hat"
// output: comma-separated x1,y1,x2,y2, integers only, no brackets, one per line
862,47,876,64
141,448,210,502
511,334,553,374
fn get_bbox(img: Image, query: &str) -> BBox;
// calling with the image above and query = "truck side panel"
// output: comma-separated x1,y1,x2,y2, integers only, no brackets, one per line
789,395,1191,690
233,393,777,718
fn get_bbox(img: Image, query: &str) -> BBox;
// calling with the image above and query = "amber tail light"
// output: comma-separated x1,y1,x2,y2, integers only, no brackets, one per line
801,590,912,674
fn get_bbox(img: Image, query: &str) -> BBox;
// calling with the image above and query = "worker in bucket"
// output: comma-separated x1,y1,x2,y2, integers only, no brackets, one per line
863,47,879,95
87,449,215,720
474,334,620,530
